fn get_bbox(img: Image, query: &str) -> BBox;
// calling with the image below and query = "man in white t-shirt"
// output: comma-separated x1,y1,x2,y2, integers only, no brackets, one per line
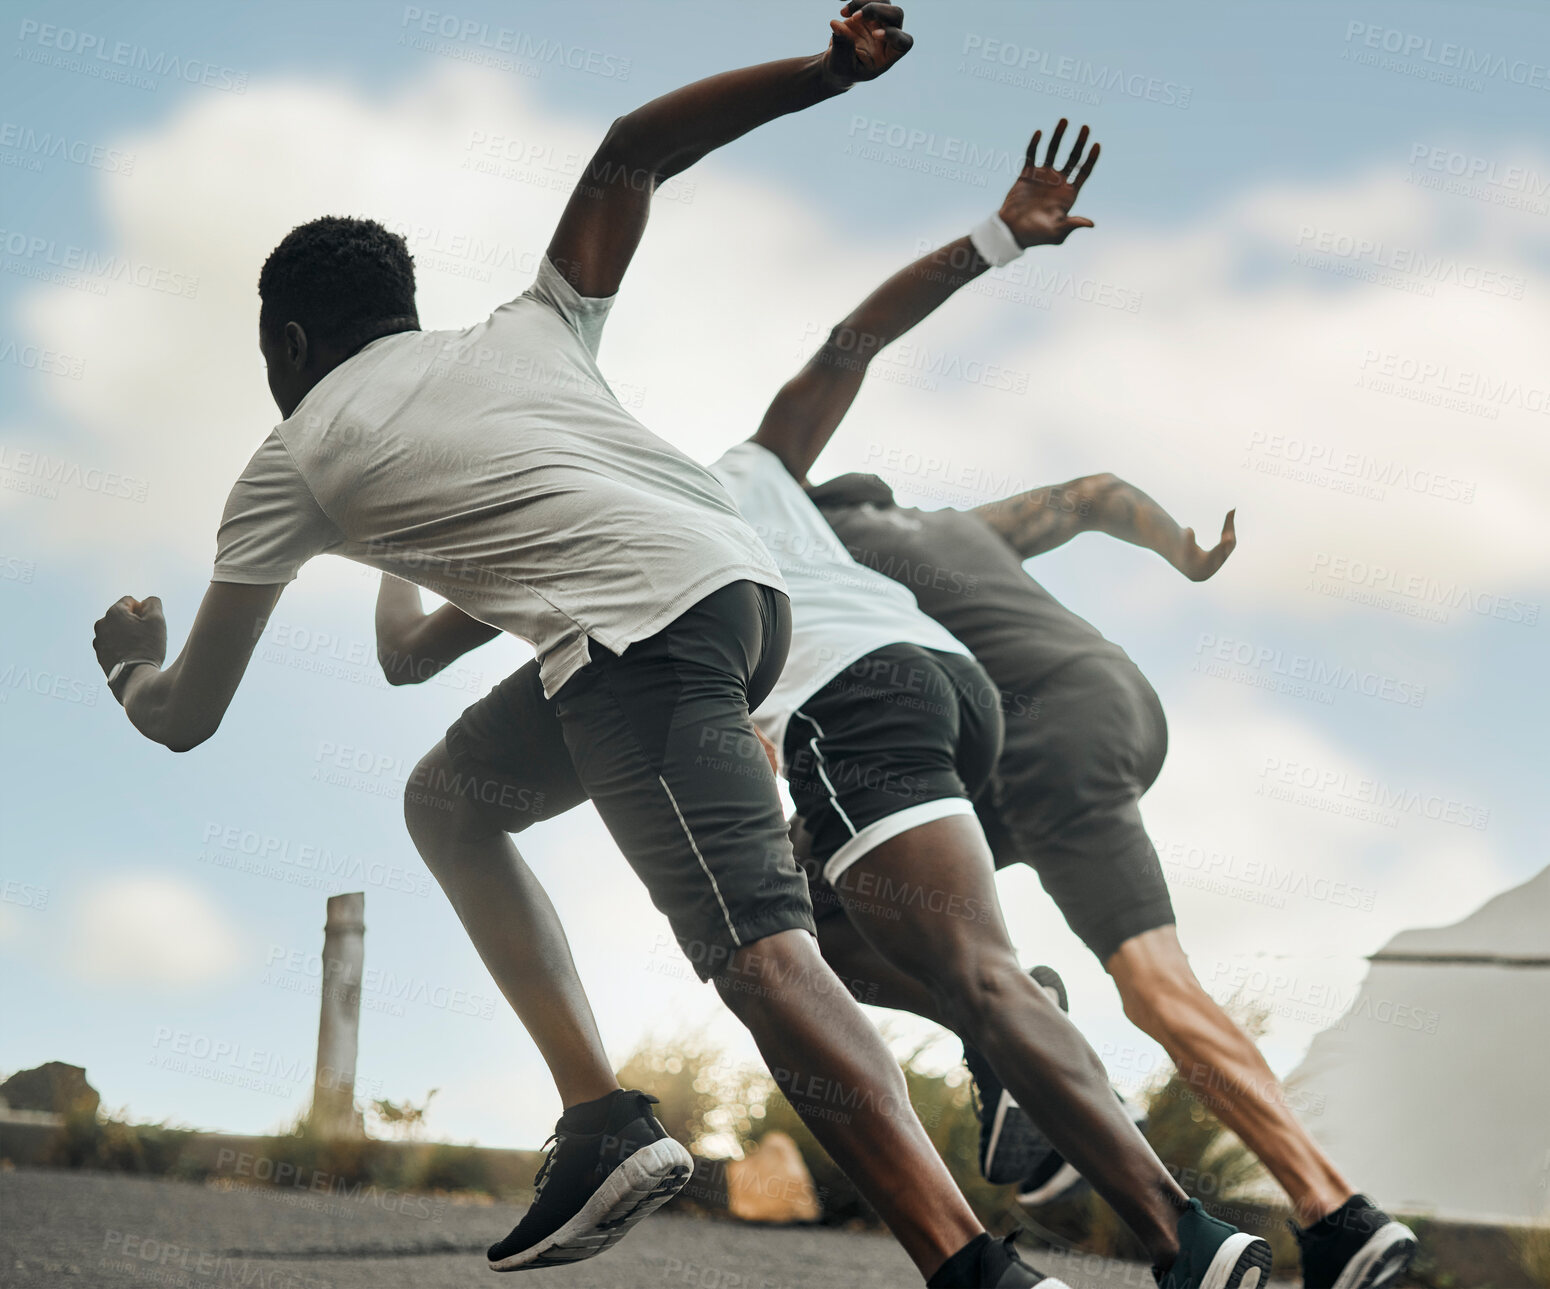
90,9,1077,1288
376,122,1276,1289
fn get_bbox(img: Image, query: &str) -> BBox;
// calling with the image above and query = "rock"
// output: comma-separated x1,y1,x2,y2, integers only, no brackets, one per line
725,1131,821,1224
0,1063,100,1118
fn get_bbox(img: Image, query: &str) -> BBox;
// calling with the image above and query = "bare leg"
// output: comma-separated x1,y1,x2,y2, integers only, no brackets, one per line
836,815,1188,1267
816,908,953,1027
714,929,982,1277
1107,926,1353,1224
404,741,619,1108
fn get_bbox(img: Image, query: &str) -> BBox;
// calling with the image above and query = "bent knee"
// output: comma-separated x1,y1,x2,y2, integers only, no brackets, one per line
403,744,495,844
931,951,1031,1026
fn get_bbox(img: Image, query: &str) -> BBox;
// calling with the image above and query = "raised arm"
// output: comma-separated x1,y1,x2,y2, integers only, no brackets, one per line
546,3,912,299
375,574,499,686
753,119,1099,481
93,582,284,752
974,474,1237,581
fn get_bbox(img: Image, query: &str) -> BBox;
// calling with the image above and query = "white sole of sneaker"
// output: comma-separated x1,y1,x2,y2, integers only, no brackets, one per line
489,1137,694,1272
1015,1161,1083,1207
1201,1231,1273,1289
1330,1222,1417,1289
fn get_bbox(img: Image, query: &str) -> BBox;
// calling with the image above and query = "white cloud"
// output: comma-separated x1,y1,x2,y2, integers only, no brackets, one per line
71,873,244,988
806,161,1550,616
8,66,1548,622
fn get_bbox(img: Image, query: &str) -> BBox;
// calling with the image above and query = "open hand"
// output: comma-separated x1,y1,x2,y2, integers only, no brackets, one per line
998,119,1100,248
1175,510,1236,581
93,595,168,675
824,2,913,85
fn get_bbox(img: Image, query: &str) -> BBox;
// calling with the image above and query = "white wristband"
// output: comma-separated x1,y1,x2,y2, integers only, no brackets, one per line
969,212,1024,268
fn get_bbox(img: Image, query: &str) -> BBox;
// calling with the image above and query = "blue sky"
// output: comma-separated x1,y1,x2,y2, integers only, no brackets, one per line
2,1,1547,1151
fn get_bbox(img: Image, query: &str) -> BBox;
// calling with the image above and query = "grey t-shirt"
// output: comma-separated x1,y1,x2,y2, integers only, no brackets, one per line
215,257,783,697
807,473,1166,833
807,473,1131,688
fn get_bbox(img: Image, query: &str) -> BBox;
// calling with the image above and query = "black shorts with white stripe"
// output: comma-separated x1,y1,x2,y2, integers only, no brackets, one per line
444,580,815,982
783,644,1005,893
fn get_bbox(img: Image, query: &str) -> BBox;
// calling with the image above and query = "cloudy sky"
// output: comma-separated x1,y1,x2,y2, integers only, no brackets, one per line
2,0,1547,1151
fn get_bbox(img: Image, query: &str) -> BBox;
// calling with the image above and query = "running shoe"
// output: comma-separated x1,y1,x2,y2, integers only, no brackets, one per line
965,966,1070,1186
927,1232,1073,1288
487,1089,693,1271
1292,1194,1416,1289
1017,1086,1146,1207
1155,1198,1273,1289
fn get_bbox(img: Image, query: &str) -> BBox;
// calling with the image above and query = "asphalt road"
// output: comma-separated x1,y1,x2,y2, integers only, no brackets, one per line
0,1167,1186,1289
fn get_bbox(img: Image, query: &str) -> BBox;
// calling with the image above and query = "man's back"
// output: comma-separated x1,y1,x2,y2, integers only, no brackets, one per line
216,259,780,696
808,474,1134,692
709,443,967,750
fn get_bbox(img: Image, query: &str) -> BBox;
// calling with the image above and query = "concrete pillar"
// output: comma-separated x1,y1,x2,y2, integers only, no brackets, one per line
311,892,365,1137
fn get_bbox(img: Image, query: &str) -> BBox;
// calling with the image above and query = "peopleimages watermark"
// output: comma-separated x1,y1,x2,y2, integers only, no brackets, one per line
1291,225,1525,299
1356,348,1550,422
0,121,136,176
0,338,85,381
397,6,631,81
100,1231,330,1289
211,1149,449,1223
1193,632,1426,709
910,235,1143,316
957,34,1193,109
0,661,100,707
1341,20,1550,94
197,822,435,899
1206,960,1440,1034
1156,838,1378,913
387,221,539,286
262,944,498,1021
0,444,150,503
860,441,1041,509
1,879,50,911
1407,143,1550,216
461,128,694,205
1256,755,1490,832
0,228,199,299
797,319,1030,396
14,20,249,94
1307,552,1540,627
1,553,36,584
1244,427,1478,504
148,1026,387,1102
258,619,485,696
843,114,1021,189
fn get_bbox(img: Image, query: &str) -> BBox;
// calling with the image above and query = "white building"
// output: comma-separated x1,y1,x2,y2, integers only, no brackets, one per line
1289,864,1550,1223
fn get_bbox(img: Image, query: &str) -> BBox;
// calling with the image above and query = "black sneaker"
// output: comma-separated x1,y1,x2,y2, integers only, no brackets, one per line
487,1089,693,1271
926,1233,1073,1288
965,966,1070,1186
1017,1085,1146,1207
1292,1194,1416,1289
1155,1198,1273,1289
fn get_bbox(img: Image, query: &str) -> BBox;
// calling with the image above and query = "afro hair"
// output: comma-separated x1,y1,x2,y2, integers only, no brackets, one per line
258,216,418,353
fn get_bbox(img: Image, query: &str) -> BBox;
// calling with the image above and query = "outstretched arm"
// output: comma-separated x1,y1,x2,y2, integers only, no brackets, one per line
753,119,1099,481
93,582,285,752
974,474,1236,581
375,575,499,686
547,3,912,299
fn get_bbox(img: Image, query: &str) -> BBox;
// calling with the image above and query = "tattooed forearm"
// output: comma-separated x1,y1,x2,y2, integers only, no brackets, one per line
972,478,1095,557
977,473,1236,579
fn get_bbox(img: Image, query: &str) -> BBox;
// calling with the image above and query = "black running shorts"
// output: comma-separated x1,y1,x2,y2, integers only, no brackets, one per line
783,644,1005,890
975,654,1175,965
444,580,815,981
